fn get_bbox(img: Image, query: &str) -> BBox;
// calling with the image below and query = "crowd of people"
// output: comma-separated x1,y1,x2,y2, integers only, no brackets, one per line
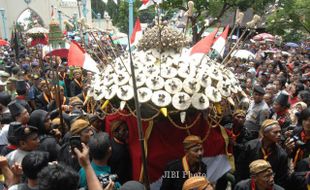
0,44,143,190
0,33,309,190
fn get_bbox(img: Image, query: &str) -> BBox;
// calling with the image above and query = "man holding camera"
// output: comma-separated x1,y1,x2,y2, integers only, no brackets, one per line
57,118,93,171
79,132,120,189
285,108,310,166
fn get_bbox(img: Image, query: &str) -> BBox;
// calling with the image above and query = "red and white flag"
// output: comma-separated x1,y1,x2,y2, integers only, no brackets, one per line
29,34,48,47
211,25,229,57
139,0,162,10
68,41,99,73
130,18,143,46
190,28,218,55
139,0,154,10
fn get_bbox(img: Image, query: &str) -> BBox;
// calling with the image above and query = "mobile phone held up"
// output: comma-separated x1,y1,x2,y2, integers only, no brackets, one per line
70,136,83,154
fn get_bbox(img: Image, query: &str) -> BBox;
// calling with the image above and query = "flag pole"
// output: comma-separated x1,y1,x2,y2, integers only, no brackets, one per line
128,0,134,37
222,15,261,66
128,36,150,190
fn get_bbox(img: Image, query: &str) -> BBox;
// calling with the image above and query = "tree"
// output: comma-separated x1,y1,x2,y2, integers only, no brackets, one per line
91,0,146,34
91,0,106,18
266,0,310,41
160,0,276,43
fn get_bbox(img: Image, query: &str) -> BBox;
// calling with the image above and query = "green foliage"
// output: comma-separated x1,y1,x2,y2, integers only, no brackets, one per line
160,0,274,43
91,0,106,17
266,0,310,41
92,0,276,42
92,0,153,34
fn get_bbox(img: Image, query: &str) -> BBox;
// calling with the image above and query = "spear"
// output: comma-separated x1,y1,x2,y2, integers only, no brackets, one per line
222,14,261,66
127,36,150,190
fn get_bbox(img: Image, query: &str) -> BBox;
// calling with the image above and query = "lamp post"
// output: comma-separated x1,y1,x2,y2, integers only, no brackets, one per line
97,13,101,29
128,0,134,37
73,13,78,31
58,10,62,30
24,0,31,5
0,8,7,40
81,0,87,19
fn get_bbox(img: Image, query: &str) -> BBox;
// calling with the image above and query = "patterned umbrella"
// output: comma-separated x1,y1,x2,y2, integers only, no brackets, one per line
26,27,49,34
253,33,274,41
231,49,255,59
0,39,9,46
285,42,299,48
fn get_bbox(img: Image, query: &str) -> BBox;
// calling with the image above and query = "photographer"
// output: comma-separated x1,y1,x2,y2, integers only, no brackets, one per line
38,143,114,190
29,110,61,162
285,108,310,166
0,92,12,152
79,132,120,189
58,118,93,171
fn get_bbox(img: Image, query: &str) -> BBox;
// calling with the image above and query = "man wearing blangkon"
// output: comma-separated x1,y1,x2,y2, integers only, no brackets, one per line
160,135,207,190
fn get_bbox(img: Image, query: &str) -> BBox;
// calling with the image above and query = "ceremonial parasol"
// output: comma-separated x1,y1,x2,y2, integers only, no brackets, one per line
110,32,127,40
231,49,255,59
0,39,9,46
42,43,70,58
285,42,299,48
45,48,69,58
26,27,49,34
253,33,274,41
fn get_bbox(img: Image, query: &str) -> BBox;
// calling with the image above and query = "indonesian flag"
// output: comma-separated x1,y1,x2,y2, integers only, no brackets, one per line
68,41,99,73
211,25,229,57
29,34,48,47
130,18,142,46
139,0,162,10
190,28,218,55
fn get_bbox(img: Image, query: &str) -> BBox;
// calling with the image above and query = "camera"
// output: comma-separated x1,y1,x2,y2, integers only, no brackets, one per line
69,136,83,153
97,174,118,188
289,135,306,149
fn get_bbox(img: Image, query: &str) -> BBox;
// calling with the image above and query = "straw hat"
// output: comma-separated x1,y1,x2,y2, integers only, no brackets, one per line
105,85,118,100
117,85,134,101
172,92,191,110
151,90,172,107
146,76,164,90
183,77,201,95
164,78,183,94
191,93,210,110
137,87,152,103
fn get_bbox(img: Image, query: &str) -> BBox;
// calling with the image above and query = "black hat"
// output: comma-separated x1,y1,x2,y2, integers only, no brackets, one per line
253,85,265,95
11,67,20,75
8,101,26,118
7,122,22,145
16,80,27,92
88,114,99,124
0,92,12,107
275,93,290,108
14,125,38,141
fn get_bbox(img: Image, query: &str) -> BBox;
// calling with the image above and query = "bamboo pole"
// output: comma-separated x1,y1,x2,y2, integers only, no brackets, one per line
128,36,150,190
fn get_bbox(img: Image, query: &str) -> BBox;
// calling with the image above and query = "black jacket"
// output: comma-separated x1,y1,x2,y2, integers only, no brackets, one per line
235,139,289,189
108,138,132,184
29,110,61,161
70,80,82,97
234,179,284,190
160,159,207,190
